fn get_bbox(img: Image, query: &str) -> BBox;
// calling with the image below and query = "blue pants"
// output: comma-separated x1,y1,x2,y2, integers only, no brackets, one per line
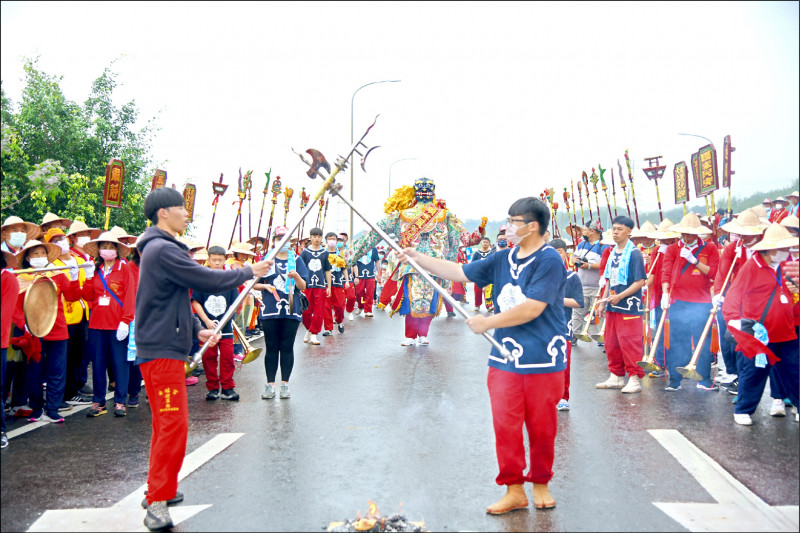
128,362,142,401
651,306,666,368
27,339,68,418
65,319,89,399
716,308,737,377
665,300,715,388
89,329,130,406
734,340,799,415
1,348,6,432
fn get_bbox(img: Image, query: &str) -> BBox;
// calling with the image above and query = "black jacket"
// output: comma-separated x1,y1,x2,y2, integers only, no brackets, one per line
134,227,253,362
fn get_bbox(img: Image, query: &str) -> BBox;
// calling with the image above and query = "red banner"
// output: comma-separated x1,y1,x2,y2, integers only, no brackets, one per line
183,183,196,222
151,169,167,191
103,159,125,208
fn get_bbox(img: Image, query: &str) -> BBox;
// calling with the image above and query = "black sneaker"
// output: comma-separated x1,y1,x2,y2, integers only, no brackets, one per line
447,311,456,317
337,323,344,333
127,396,139,408
1,432,8,449
114,403,127,417
87,402,108,417
144,501,173,531
206,389,220,401
78,384,93,395
58,402,73,412
322,330,333,336
724,380,738,395
141,491,184,509
67,394,92,405
220,389,240,401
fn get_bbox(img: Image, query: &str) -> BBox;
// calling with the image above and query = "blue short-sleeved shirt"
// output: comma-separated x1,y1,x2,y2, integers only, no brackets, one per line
327,250,348,287
471,249,492,263
299,247,331,289
605,247,647,315
562,271,583,340
258,256,309,321
191,286,240,338
356,248,380,279
462,245,568,374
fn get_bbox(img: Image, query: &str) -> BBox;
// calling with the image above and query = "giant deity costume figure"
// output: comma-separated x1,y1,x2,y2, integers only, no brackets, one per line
350,177,486,345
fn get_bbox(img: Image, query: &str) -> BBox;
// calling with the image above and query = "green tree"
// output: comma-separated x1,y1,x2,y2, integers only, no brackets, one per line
1,56,160,234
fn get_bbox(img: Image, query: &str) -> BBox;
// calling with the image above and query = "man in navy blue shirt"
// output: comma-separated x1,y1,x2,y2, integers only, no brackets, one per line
398,197,566,514
595,216,647,393
299,228,332,345
354,247,380,317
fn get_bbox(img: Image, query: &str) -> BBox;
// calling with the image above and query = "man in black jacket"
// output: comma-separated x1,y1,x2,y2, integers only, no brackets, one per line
135,187,273,531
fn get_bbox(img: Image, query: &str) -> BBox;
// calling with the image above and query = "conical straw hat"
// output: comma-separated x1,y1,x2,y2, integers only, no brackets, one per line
780,214,798,229
65,220,102,239
2,216,42,242
648,218,680,240
83,231,132,259
750,223,797,251
669,213,712,235
599,229,614,246
750,205,770,223
15,239,61,265
720,209,767,236
40,212,73,229
631,221,657,238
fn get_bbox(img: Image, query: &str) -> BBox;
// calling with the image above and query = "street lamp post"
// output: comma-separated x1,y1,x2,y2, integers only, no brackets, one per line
350,79,400,238
388,158,416,197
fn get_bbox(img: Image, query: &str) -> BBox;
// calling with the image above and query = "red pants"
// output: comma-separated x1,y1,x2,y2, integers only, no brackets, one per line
563,341,572,401
325,286,346,329
473,283,483,307
404,316,432,338
379,278,399,307
141,358,189,505
301,288,328,334
487,366,563,486
344,283,356,313
202,337,235,391
356,277,376,313
605,311,645,378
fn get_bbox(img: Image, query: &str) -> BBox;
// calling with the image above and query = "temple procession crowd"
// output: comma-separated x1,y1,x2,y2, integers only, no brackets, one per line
0,185,798,529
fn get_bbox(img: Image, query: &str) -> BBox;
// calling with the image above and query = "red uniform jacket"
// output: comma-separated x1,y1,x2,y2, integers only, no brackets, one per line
769,209,788,224
661,241,719,304
1,270,20,349
81,259,135,330
722,254,798,343
714,243,753,296
14,272,82,341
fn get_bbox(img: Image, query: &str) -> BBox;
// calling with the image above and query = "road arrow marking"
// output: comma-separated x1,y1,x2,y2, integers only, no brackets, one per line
649,429,799,532
27,432,244,532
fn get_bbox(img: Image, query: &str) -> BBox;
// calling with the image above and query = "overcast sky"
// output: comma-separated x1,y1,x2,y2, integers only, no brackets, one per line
2,1,798,243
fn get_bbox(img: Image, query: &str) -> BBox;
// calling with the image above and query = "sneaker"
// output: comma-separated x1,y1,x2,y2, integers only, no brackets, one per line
10,405,33,418
303,330,311,343
723,380,739,395
770,398,786,417
621,376,642,394
206,389,220,401
27,410,43,422
556,399,570,411
354,308,362,316
337,323,345,333
365,312,374,317
665,384,682,391
127,396,139,408
401,338,415,346
696,383,719,392
734,413,753,426
66,394,92,405
144,500,174,531
322,330,333,336
221,389,240,401
78,384,93,395
417,336,430,346
87,403,108,417
309,335,321,345
279,383,291,399
261,384,276,400
1,432,7,449
141,491,184,509
474,306,480,312
114,403,127,417
647,370,663,378
347,312,354,321
41,412,65,423
447,311,456,318
185,376,199,386
596,373,625,389
58,402,73,412
596,342,604,347
233,351,245,363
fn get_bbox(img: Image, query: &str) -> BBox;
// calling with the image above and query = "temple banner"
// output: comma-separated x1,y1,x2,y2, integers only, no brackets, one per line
183,183,196,222
673,161,689,204
102,159,125,208
697,144,719,197
722,135,735,188
151,169,167,191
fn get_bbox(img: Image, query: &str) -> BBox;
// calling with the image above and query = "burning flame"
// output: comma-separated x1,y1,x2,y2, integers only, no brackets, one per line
352,500,379,531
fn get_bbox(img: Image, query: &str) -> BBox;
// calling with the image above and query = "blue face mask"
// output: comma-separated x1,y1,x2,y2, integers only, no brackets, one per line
336,242,344,249
497,239,507,248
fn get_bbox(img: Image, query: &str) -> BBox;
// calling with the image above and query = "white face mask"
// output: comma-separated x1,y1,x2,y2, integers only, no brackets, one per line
729,234,741,243
56,241,70,254
76,236,91,247
29,257,48,268
327,239,337,248
771,250,790,263
9,231,26,248
505,223,531,246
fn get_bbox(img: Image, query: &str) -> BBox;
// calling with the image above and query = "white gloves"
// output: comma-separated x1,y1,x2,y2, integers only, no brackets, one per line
67,259,79,280
658,244,668,255
680,247,698,265
84,261,96,279
712,294,724,307
660,294,670,310
116,322,130,341
727,319,741,331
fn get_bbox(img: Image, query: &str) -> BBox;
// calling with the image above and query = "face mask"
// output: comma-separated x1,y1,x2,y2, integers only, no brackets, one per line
9,231,26,248
771,250,790,263
336,242,344,249
29,257,48,268
505,223,529,246
681,237,697,247
99,249,118,261
76,236,91,247
729,234,741,244
582,234,589,242
327,239,337,248
56,241,70,254
279,243,291,253
497,239,508,248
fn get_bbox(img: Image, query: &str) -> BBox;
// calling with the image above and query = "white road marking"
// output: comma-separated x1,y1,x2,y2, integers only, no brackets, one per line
649,429,799,532
27,432,244,532
7,391,116,440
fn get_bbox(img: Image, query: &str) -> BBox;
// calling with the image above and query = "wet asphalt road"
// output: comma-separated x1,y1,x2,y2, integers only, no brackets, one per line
1,299,798,532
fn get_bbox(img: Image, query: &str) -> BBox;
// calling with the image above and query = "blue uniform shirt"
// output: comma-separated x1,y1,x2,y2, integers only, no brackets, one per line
462,245,567,374
258,256,309,321
606,246,647,315
471,249,492,264
299,247,331,289
356,248,380,279
563,270,584,340
191,287,240,338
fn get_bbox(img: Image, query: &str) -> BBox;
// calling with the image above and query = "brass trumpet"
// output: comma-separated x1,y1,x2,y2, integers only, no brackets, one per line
231,320,262,365
638,291,670,373
577,286,604,342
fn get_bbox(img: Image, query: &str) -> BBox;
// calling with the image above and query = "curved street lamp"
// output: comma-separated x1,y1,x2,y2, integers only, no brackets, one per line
388,158,416,197
350,79,401,237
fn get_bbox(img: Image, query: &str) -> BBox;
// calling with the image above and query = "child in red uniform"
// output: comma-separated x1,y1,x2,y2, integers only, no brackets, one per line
339,232,357,320
399,197,566,513
300,227,332,345
1,251,20,448
323,232,350,335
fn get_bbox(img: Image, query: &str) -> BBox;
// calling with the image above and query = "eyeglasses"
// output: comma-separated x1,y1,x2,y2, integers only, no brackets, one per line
506,217,533,225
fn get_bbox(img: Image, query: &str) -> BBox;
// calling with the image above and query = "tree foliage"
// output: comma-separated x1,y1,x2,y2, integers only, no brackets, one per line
1,57,160,234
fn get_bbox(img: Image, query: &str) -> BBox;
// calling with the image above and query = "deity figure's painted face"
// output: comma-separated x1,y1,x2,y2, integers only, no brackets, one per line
414,177,435,204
